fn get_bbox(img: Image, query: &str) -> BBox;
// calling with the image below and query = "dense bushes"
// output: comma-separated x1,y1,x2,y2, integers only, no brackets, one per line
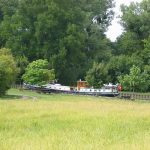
0,48,17,95
22,59,55,85
118,66,150,92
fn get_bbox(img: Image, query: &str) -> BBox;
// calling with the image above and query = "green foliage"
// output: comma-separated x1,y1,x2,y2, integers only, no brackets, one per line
107,55,143,83
51,24,87,84
116,32,142,55
16,56,29,84
0,0,114,85
118,65,149,92
22,59,55,85
120,0,150,40
0,48,17,95
112,0,150,91
144,65,150,91
117,0,150,57
142,36,150,65
85,62,109,88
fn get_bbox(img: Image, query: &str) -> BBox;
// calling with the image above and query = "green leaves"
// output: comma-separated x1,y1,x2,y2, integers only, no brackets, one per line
113,0,150,92
0,0,115,85
85,62,109,88
22,59,55,85
118,65,150,92
0,48,17,95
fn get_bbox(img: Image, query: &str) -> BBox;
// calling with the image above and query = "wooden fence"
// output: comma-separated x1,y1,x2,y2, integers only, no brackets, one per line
119,92,150,100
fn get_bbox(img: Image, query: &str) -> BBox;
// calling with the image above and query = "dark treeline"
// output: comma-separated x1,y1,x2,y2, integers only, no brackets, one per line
0,0,114,85
0,0,149,91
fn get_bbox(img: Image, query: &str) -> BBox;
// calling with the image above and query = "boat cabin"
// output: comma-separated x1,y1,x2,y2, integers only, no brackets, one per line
77,80,88,90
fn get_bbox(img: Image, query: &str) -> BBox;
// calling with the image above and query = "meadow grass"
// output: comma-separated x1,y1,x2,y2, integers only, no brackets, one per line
0,89,150,150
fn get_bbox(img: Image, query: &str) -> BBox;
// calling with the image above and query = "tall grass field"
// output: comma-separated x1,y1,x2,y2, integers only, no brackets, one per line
0,89,150,150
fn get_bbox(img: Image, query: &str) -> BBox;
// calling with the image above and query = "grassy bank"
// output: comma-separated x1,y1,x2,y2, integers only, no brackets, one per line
0,89,150,150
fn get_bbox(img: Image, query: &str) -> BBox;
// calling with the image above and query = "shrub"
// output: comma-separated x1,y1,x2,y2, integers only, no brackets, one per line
22,59,55,85
0,48,17,95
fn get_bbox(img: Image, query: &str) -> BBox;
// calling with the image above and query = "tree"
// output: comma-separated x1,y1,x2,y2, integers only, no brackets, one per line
144,65,150,91
22,59,55,85
116,32,142,55
0,48,17,95
16,56,29,84
118,65,149,92
0,0,114,85
106,55,143,83
141,36,150,65
117,0,150,57
120,0,150,40
85,62,109,88
51,24,87,85
113,0,150,91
